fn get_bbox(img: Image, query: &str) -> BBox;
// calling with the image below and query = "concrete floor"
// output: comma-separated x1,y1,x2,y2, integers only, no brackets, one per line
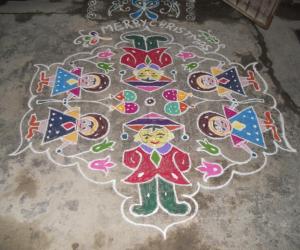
0,1,299,250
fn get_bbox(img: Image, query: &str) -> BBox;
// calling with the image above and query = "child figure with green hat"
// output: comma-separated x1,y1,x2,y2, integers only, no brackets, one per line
122,112,191,216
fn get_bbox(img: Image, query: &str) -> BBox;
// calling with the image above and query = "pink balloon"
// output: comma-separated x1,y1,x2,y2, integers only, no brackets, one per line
163,89,178,101
125,102,139,114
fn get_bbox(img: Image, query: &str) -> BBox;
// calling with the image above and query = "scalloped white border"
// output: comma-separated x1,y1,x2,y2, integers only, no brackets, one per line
10,24,296,239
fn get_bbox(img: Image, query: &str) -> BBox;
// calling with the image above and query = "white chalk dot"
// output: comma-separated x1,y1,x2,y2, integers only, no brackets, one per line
138,172,144,178
171,173,178,179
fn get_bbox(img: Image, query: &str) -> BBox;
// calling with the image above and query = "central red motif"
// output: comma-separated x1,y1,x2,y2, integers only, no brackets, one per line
120,35,175,92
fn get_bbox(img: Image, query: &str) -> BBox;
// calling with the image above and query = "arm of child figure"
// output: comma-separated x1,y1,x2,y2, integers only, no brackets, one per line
216,61,225,70
36,72,54,93
49,76,55,82
240,71,260,91
56,141,72,154
229,101,239,110
63,93,76,109
237,141,257,158
260,112,281,142
223,92,237,102
123,149,141,169
174,150,191,172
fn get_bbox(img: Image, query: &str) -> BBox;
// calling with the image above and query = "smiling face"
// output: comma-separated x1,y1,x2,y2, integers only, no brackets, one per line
134,67,163,82
134,126,174,149
80,73,110,92
196,75,217,89
78,114,109,140
79,116,98,137
208,115,231,137
198,112,232,139
189,72,217,92
80,75,102,88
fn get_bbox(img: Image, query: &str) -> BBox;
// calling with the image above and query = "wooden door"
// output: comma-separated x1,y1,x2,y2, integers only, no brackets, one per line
222,0,280,28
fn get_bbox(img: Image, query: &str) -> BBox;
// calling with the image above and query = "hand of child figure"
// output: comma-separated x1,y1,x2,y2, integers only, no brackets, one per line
55,141,72,154
36,71,50,93
229,100,239,109
216,61,225,69
25,114,40,140
238,142,257,158
63,98,72,110
247,70,260,91
264,111,281,142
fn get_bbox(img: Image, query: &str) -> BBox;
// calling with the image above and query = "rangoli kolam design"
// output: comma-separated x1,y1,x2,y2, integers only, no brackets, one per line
12,22,296,238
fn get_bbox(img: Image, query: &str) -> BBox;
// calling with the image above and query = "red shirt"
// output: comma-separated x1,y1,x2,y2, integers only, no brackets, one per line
123,145,191,185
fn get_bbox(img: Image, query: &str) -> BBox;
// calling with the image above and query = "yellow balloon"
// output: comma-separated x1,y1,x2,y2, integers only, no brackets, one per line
115,103,125,113
177,90,188,102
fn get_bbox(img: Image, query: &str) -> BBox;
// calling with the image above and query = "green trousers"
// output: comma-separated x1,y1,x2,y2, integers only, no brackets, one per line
132,178,189,216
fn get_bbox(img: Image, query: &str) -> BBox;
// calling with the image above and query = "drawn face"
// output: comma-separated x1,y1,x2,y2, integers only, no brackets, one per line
80,75,101,88
137,127,174,148
197,75,217,89
79,116,99,137
208,116,231,137
134,67,162,82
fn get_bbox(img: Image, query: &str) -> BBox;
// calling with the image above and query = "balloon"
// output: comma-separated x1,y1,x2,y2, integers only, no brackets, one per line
163,89,190,102
177,90,189,102
163,89,177,101
164,102,189,116
115,102,139,114
114,90,137,102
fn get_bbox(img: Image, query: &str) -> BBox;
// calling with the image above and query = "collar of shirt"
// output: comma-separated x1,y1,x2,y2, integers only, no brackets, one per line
140,143,172,155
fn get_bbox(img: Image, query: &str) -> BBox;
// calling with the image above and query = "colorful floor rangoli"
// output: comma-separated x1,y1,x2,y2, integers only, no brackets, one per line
11,24,296,238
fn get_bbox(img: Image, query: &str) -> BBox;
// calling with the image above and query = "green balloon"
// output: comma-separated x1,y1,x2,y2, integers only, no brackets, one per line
165,102,180,115
124,90,137,102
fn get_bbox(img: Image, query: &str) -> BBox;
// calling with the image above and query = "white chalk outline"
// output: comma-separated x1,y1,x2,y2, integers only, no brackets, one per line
185,0,196,21
193,63,296,189
10,24,297,239
118,31,176,93
86,0,97,20
106,0,181,20
74,30,112,48
121,183,200,239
